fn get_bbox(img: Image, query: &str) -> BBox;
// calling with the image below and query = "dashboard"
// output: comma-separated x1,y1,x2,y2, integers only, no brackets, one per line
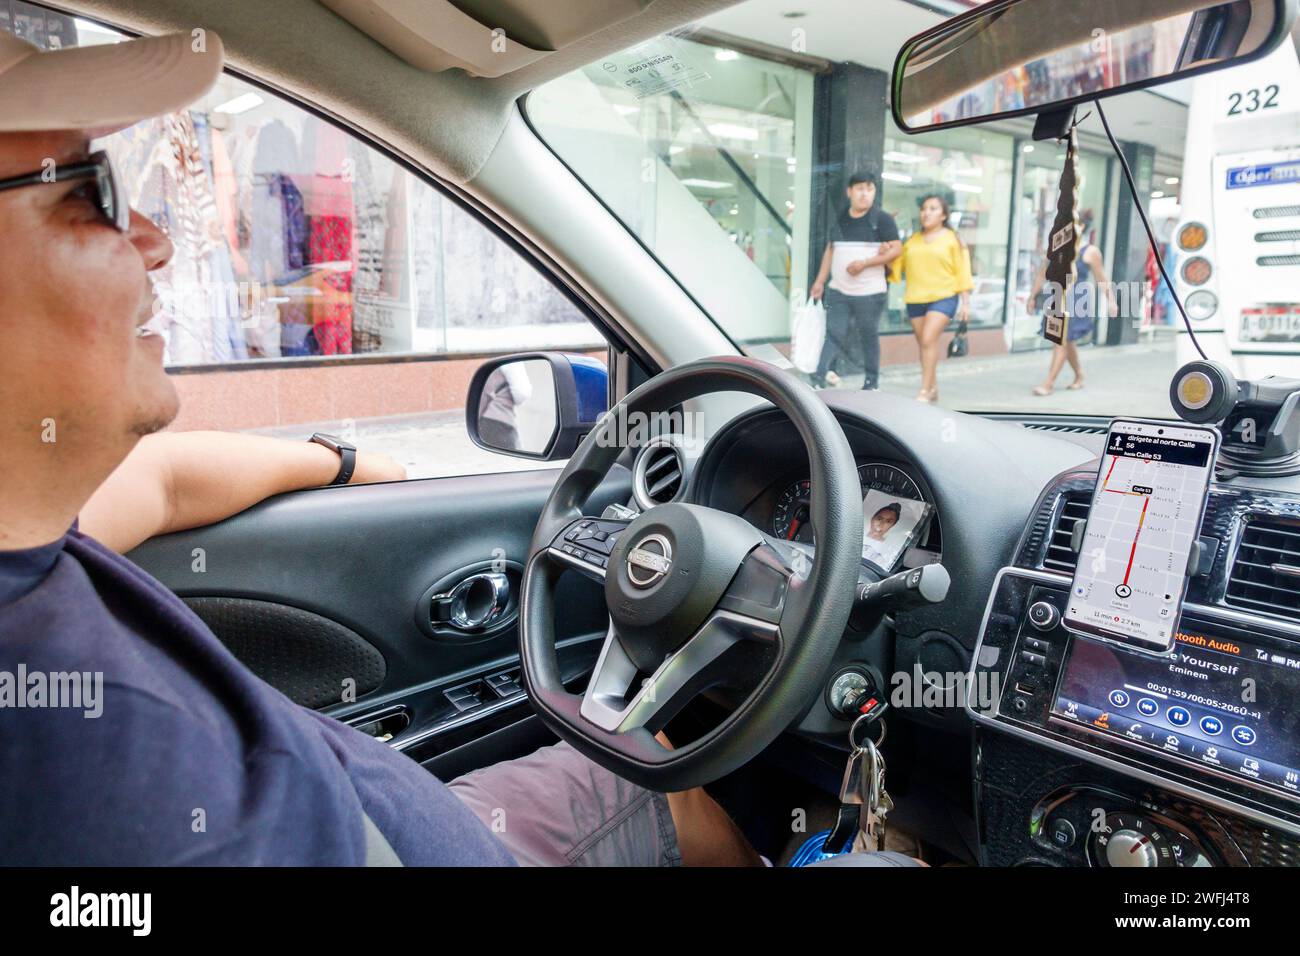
740,459,941,568
678,389,1300,864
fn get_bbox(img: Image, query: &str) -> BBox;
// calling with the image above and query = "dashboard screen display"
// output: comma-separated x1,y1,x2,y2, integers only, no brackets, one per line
1065,420,1218,652
1052,628,1300,798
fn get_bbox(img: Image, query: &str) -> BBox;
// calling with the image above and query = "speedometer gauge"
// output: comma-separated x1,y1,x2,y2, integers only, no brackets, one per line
771,465,927,546
857,463,923,501
772,479,814,542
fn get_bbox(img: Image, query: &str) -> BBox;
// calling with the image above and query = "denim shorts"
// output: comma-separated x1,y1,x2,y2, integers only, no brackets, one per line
906,295,959,320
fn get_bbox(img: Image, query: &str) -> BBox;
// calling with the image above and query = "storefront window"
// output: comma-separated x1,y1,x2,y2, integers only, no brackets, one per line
529,33,814,336
525,38,806,303
105,69,596,366
2,9,599,369
878,126,1015,333
1010,144,1110,350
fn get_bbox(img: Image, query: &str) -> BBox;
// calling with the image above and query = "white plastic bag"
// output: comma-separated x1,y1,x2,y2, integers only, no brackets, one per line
790,299,825,374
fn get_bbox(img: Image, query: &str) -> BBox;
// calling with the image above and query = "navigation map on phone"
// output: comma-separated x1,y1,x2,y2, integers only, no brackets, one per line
1065,420,1218,652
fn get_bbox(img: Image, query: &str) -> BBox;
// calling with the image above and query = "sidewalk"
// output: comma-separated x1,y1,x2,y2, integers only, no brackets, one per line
247,411,558,481
869,334,1179,417
248,336,1180,479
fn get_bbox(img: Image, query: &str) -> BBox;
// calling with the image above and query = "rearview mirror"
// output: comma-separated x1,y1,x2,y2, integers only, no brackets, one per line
892,0,1296,133
466,352,609,461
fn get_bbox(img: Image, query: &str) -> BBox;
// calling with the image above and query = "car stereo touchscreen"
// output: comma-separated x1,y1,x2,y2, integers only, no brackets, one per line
1065,419,1219,652
1052,627,1300,797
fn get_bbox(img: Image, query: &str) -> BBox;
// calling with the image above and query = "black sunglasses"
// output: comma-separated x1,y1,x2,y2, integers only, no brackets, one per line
0,149,129,232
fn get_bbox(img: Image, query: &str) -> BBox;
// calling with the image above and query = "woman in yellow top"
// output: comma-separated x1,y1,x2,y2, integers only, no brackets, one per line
890,195,973,403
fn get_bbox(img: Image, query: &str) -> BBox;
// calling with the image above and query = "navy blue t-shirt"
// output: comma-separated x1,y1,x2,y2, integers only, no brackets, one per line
0,529,516,866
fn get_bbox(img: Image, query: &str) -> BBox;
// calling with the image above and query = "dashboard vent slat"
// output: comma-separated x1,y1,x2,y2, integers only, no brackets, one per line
1042,495,1091,574
1020,421,1109,435
1225,516,1300,624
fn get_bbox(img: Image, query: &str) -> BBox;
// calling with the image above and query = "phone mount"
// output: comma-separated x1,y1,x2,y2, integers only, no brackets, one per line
1170,361,1300,477
1069,520,1211,578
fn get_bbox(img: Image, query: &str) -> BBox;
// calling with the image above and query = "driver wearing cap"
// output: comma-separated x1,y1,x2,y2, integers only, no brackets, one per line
0,27,800,867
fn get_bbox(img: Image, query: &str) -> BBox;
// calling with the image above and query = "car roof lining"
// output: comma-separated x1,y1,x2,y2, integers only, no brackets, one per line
60,0,741,183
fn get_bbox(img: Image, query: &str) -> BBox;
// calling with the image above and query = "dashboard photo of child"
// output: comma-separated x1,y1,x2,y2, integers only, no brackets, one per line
860,490,931,573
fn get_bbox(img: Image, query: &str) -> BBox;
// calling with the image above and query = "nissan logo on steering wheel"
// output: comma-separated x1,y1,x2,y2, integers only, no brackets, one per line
626,534,673,588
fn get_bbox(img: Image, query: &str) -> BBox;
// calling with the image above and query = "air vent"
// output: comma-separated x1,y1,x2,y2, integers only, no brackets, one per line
1021,421,1109,435
632,439,684,509
1225,516,1300,623
1257,254,1300,267
1043,494,1091,574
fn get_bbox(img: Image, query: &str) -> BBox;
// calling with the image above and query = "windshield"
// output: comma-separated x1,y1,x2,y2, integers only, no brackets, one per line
529,0,1300,417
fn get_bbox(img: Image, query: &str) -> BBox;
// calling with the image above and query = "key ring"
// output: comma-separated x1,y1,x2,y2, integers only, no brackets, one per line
849,714,887,752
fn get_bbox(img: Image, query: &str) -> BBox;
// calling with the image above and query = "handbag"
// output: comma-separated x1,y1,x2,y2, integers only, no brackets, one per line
947,318,970,358
790,299,826,374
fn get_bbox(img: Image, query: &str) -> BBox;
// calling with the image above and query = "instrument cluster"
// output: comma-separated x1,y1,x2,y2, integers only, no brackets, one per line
769,461,938,557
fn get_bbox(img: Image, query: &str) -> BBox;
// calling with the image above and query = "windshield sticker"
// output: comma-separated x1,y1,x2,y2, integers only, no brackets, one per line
1226,161,1300,189
597,37,711,100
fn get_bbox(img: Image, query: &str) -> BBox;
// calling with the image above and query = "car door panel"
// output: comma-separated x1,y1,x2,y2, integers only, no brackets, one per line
127,465,631,762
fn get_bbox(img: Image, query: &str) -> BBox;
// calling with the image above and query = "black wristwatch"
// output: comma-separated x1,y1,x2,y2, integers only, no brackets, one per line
309,433,357,486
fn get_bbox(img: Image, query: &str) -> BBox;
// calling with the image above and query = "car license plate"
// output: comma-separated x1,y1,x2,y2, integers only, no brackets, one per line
1240,307,1300,343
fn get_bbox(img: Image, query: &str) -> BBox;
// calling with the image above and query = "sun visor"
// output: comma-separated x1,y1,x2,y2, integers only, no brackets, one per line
319,0,653,78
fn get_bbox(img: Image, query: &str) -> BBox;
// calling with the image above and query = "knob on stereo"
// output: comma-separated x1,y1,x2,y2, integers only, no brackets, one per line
1028,600,1060,631
1088,811,1208,867
1104,829,1161,868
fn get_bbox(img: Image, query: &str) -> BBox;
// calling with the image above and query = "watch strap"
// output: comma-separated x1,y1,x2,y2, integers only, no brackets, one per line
331,445,357,486
310,433,357,486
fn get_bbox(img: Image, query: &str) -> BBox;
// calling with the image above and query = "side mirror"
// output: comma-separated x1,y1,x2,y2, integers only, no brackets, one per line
465,352,609,461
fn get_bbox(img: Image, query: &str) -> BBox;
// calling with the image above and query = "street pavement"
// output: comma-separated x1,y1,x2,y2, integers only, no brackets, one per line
874,332,1179,417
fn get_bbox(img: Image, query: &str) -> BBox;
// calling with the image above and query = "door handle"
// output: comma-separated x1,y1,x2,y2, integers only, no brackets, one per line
431,572,511,632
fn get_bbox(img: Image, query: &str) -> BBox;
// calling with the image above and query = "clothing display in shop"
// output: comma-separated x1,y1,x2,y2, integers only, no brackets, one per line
248,119,312,356
109,112,247,365
348,139,391,354
300,124,356,355
93,79,513,366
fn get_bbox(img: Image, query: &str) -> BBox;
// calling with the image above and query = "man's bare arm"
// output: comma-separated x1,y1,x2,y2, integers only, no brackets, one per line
80,431,406,554
809,244,834,299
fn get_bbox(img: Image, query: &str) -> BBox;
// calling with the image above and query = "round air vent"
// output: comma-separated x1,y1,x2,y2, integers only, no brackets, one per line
632,438,685,510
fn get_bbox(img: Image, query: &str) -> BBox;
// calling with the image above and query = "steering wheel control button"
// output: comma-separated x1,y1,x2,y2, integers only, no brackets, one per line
1167,706,1191,727
550,519,634,578
1028,600,1060,631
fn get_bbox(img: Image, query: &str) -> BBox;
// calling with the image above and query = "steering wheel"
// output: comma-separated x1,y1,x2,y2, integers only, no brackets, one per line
520,356,863,792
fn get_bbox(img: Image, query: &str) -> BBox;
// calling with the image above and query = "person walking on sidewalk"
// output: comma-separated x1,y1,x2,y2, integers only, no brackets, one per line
891,194,972,404
1029,211,1108,396
809,171,901,389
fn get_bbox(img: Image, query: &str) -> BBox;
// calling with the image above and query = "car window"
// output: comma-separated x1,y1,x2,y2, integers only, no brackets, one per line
2,6,606,480
529,3,1300,417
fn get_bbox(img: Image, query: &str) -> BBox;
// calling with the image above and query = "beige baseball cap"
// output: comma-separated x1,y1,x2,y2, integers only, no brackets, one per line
0,29,224,136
